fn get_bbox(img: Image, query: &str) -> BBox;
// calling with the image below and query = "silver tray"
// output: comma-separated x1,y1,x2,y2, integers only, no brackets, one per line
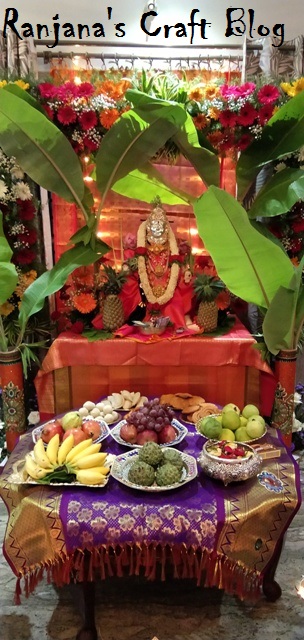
32,417,110,446
195,414,267,444
110,418,188,448
110,448,197,492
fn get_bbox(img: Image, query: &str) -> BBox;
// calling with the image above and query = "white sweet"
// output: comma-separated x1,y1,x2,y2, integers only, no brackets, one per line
78,407,89,417
104,413,115,422
102,403,113,413
83,400,96,411
90,407,101,417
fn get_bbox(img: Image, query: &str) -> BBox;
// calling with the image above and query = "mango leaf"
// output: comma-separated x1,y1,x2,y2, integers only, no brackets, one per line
18,243,109,332
95,103,187,210
248,168,304,219
0,89,85,209
112,164,193,205
0,211,18,305
194,186,294,309
237,91,304,199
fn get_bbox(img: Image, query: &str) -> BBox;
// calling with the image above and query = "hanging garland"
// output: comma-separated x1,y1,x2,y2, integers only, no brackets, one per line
136,220,180,305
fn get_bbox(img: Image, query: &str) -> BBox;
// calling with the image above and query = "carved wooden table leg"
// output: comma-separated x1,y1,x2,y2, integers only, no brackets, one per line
75,580,97,640
262,537,284,602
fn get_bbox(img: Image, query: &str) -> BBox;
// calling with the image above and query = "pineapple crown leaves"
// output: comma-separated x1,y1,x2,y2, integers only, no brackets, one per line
99,264,127,295
193,273,226,302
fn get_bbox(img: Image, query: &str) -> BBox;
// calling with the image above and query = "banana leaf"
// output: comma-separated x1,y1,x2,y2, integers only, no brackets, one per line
194,186,294,309
126,90,219,187
262,257,304,354
112,164,194,205
3,82,46,113
0,212,18,305
18,242,109,333
95,103,187,210
248,168,304,219
0,89,85,211
237,91,304,200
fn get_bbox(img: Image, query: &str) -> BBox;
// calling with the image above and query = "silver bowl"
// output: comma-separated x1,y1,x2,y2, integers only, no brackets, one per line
198,440,262,485
139,324,167,336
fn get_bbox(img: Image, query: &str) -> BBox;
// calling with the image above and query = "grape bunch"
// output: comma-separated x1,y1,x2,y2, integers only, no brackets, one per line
126,398,175,433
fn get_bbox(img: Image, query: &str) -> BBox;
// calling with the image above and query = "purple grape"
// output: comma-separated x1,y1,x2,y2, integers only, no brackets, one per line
154,424,163,432
137,424,144,432
156,417,163,425
142,407,149,415
147,420,155,430
150,409,157,418
140,416,147,426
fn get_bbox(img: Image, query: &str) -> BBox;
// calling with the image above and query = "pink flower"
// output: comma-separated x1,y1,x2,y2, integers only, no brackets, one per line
77,82,95,99
220,84,240,98
257,84,281,104
218,109,237,128
56,82,78,100
78,110,98,131
236,82,256,97
57,105,77,125
237,102,258,126
38,83,57,99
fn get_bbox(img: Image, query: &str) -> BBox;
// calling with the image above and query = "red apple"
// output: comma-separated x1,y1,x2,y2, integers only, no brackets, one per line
82,419,102,441
136,430,158,445
62,428,87,445
157,425,177,445
41,420,64,444
120,423,138,444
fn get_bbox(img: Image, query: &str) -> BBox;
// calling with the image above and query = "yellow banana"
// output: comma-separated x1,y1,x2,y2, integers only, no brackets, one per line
57,434,75,465
75,452,108,470
88,465,110,476
46,433,60,465
33,438,54,469
25,454,49,480
65,438,94,463
68,443,101,466
76,469,108,485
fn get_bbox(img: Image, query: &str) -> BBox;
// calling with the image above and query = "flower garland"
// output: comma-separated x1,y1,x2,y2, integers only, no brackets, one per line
136,221,180,305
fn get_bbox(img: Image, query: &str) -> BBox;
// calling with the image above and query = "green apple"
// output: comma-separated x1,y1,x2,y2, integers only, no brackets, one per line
222,410,241,431
242,404,260,419
246,417,265,439
222,403,240,416
220,428,235,442
235,427,249,442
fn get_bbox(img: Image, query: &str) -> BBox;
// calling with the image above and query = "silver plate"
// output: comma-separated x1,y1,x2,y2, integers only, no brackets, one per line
195,414,267,443
110,418,188,448
32,417,110,446
110,448,197,492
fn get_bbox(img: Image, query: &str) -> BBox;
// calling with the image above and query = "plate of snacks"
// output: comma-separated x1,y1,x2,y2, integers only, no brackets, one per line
195,402,267,443
160,392,218,424
110,398,187,447
198,440,262,485
32,412,110,446
110,443,197,492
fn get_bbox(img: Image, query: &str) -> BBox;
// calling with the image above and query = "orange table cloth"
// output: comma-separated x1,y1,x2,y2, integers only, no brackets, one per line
35,318,276,420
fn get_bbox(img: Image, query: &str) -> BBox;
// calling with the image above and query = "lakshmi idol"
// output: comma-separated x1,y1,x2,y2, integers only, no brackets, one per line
121,199,194,328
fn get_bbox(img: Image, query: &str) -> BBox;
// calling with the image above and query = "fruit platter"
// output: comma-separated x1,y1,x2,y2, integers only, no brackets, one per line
10,433,115,487
110,442,197,492
198,439,262,485
32,412,110,446
196,402,267,443
110,397,188,447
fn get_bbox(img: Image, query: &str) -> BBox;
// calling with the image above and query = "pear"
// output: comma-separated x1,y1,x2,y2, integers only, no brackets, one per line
242,404,259,419
235,427,249,442
246,417,265,439
239,415,248,427
222,403,240,416
222,410,241,431
220,428,235,442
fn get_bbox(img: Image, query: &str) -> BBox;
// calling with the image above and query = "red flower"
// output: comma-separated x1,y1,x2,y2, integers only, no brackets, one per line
82,136,99,152
78,110,98,131
237,133,253,150
237,103,258,126
169,254,183,265
258,104,274,125
17,199,36,220
12,248,36,265
57,105,77,125
257,84,281,104
50,310,62,321
43,104,54,120
290,238,303,253
38,83,57,99
76,82,95,99
218,110,237,128
70,320,85,334
292,219,304,233
18,228,38,246
135,246,147,256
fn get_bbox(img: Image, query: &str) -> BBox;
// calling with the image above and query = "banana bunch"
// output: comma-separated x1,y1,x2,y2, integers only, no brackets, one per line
24,434,111,485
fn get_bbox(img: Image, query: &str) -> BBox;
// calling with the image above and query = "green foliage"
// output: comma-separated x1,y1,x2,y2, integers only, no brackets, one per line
193,273,225,302
99,265,127,296
248,168,304,219
0,212,18,307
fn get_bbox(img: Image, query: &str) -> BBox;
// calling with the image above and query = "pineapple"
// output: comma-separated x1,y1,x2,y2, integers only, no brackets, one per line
193,273,225,332
99,265,127,331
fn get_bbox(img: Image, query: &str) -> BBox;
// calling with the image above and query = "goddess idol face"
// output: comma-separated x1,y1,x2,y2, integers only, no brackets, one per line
146,205,169,245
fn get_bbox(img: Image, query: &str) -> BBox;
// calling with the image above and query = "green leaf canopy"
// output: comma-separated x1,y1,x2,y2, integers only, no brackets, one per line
194,186,294,310
0,89,85,207
112,164,193,206
248,168,304,219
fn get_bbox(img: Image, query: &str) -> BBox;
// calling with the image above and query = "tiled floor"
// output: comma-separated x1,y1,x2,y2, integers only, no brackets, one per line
0,455,304,640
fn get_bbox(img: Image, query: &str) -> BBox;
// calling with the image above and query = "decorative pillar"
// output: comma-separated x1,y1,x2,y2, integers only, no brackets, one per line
0,349,26,453
271,349,297,447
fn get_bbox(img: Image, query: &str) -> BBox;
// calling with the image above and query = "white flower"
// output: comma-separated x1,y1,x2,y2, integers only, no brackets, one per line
0,179,8,199
28,411,40,425
10,166,24,180
275,162,287,172
12,182,32,201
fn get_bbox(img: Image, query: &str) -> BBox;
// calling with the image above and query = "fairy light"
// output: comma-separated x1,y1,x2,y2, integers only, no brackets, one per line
189,227,198,236
97,231,105,238
83,156,90,164
84,176,93,182
296,576,304,598
74,76,82,85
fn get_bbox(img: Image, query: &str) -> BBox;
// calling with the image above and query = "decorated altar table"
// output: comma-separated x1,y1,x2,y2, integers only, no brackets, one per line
0,422,301,610
35,317,276,420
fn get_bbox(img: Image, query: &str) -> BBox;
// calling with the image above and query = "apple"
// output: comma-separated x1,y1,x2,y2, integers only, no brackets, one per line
62,428,87,445
157,425,178,444
136,430,158,445
82,419,102,441
120,423,138,444
41,420,64,444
